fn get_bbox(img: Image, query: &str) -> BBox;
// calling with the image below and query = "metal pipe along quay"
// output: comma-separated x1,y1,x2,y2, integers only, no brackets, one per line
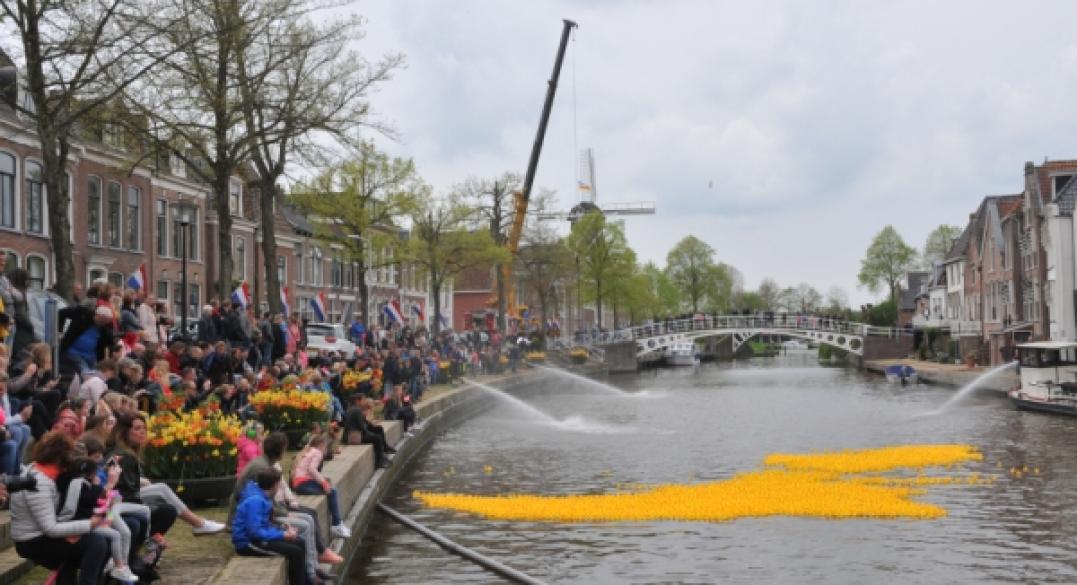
375,503,549,585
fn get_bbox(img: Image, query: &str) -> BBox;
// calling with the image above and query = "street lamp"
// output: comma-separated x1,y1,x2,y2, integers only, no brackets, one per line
171,201,197,341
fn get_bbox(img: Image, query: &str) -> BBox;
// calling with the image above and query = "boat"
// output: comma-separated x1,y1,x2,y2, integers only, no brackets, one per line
1008,341,1077,416
664,342,699,366
884,364,918,384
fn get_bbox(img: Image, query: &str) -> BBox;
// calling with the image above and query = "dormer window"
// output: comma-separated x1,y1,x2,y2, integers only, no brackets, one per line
103,123,123,149
1053,174,1074,199
169,153,186,178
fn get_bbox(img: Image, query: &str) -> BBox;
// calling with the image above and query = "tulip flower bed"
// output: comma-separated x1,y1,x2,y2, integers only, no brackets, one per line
415,443,985,523
142,410,244,481
249,388,330,433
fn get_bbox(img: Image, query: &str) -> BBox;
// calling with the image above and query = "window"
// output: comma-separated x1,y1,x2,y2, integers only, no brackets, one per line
126,186,140,249
87,177,101,245
88,268,104,284
229,180,241,215
156,200,167,256
169,153,185,178
26,256,45,290
331,253,341,287
234,236,246,281
25,161,43,234
277,256,286,283
295,244,304,284
107,182,121,247
174,282,200,319
172,208,197,259
0,153,14,229
156,280,169,300
108,272,124,288
1053,174,1074,198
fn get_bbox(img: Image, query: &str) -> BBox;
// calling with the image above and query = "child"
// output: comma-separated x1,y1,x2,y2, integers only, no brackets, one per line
58,456,139,583
291,435,351,538
236,421,263,477
233,468,308,585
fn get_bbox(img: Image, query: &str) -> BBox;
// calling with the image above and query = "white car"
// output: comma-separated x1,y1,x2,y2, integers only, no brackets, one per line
305,322,356,356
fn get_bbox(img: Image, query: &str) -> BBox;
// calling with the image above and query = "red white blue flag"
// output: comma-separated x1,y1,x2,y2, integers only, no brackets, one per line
231,281,250,309
383,298,403,324
310,292,328,322
126,263,146,291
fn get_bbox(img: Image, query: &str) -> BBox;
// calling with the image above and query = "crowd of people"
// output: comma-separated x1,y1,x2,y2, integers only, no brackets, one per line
0,274,528,585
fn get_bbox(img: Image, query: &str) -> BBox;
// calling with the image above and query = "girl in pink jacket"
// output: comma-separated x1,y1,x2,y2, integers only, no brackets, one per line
290,434,350,538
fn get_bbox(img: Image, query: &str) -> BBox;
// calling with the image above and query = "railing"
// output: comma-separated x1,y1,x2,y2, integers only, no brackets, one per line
572,315,912,347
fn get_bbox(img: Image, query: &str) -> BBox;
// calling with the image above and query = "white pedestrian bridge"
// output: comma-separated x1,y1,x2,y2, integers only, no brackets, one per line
571,315,911,358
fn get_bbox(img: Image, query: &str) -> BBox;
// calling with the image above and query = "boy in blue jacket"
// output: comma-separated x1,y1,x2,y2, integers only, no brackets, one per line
232,468,310,585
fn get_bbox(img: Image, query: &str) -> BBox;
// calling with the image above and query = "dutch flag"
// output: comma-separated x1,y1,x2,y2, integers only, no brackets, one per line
231,282,250,309
411,303,424,322
126,263,146,291
309,292,328,322
280,286,290,316
383,299,403,324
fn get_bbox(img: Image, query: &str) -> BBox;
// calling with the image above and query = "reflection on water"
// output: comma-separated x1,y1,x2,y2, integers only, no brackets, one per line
350,352,1077,584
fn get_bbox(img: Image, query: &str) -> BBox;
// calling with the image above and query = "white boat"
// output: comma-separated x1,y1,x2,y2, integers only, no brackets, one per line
664,342,699,366
1008,341,1077,416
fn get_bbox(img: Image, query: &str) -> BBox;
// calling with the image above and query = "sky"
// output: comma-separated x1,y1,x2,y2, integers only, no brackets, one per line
335,0,1077,307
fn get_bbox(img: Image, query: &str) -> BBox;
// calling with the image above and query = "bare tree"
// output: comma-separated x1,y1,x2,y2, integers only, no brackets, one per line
0,0,173,298
235,4,401,314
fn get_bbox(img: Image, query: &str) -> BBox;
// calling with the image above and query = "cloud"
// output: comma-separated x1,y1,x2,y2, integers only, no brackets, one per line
347,0,1077,305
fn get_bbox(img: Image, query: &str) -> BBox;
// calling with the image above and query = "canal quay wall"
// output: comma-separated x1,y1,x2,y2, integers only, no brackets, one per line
211,371,539,585
864,359,1019,393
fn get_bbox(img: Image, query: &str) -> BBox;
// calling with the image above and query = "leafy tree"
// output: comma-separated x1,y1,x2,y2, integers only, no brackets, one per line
453,173,519,334
0,0,166,298
404,200,509,336
665,235,724,313
567,211,634,328
922,224,962,268
290,143,423,324
731,290,767,312
858,225,917,304
862,299,897,327
640,262,681,318
516,224,574,341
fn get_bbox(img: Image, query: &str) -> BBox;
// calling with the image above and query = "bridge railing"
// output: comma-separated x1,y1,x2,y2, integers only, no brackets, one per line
573,315,910,346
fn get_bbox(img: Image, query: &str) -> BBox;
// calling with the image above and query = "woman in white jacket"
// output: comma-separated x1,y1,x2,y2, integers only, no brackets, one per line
9,431,110,585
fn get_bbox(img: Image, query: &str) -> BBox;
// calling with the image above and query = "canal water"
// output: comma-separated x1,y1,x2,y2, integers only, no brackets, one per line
349,351,1077,584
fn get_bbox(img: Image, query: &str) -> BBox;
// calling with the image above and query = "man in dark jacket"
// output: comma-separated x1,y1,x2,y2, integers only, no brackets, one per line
258,313,275,367
58,304,116,376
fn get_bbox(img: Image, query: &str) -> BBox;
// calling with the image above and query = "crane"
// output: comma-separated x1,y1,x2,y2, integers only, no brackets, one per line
495,19,577,331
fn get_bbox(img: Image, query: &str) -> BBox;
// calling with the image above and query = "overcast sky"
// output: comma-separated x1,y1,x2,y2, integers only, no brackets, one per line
343,0,1077,307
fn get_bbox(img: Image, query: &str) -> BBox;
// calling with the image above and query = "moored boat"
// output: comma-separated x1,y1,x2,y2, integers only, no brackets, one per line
1009,341,1077,416
664,342,699,366
884,364,918,384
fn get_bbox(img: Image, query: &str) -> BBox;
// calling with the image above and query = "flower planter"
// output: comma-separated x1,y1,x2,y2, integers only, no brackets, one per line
158,475,236,505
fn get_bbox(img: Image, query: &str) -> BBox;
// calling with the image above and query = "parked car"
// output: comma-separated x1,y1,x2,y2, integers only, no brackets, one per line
305,322,356,356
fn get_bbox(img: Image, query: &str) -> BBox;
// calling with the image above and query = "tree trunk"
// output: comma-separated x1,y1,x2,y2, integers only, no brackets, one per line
431,278,442,338
359,266,369,327
213,175,233,300
596,280,603,329
43,135,75,300
259,179,281,314
496,264,506,336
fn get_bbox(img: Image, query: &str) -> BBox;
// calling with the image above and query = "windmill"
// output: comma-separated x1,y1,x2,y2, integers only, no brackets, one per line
534,148,656,222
